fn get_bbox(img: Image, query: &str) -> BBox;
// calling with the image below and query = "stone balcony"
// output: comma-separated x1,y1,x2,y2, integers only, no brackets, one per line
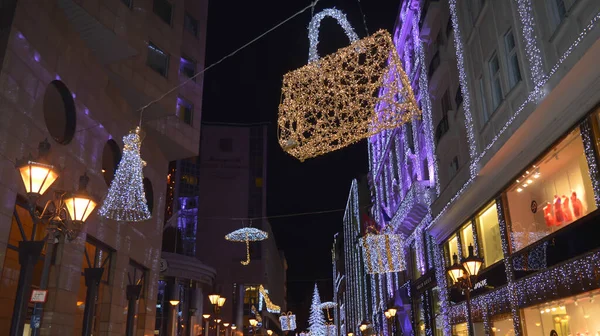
389,181,433,235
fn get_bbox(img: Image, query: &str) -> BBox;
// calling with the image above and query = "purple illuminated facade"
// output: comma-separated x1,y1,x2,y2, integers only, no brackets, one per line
359,0,600,336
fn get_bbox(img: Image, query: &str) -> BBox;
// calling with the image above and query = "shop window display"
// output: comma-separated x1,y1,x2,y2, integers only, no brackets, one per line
460,223,474,258
452,323,468,336
506,130,596,252
445,236,459,266
491,316,515,336
522,289,600,336
475,203,504,267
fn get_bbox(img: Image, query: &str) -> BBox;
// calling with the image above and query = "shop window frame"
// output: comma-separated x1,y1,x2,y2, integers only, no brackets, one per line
501,116,600,256
442,200,505,271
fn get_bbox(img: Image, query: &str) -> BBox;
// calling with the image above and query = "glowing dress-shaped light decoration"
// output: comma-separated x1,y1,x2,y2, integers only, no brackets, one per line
99,127,151,222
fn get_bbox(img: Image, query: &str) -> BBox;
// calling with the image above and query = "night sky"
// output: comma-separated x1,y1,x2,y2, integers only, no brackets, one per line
201,0,399,328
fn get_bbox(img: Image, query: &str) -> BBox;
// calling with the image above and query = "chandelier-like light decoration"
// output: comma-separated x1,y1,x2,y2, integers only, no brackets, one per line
360,227,405,274
99,127,151,222
225,227,268,266
280,312,297,331
258,285,281,313
278,8,420,161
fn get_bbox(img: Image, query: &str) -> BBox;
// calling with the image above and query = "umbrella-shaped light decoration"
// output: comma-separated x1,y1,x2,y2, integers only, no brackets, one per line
225,227,268,266
319,302,337,321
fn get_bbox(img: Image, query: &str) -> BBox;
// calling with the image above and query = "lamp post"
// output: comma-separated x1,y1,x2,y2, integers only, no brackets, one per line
10,140,98,336
359,320,371,336
446,244,484,336
223,322,230,336
209,294,226,336
203,314,211,336
385,307,398,336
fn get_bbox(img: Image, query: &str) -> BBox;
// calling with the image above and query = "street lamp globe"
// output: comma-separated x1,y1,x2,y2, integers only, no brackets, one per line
64,174,97,224
209,294,221,305
231,325,237,330
359,320,370,332
17,160,59,197
223,323,230,327
446,254,466,284
218,297,227,307
203,314,211,319
384,311,390,319
388,307,397,317
169,300,180,306
267,330,273,335
249,318,258,327
463,244,483,277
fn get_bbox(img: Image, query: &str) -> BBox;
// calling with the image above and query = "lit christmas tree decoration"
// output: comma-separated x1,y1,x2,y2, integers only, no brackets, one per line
309,283,326,336
98,127,151,222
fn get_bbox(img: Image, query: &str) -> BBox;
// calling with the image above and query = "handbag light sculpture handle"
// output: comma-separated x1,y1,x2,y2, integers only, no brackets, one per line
308,8,359,63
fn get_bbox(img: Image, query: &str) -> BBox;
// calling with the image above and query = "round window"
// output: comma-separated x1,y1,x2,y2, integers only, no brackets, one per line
43,80,76,145
143,177,154,214
102,139,122,186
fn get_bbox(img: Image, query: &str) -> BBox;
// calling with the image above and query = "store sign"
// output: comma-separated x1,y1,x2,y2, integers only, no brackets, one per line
30,290,48,303
473,278,488,290
414,271,436,293
531,200,538,214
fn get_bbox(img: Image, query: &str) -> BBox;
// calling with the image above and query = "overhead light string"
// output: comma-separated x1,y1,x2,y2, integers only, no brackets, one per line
135,0,320,125
356,0,369,36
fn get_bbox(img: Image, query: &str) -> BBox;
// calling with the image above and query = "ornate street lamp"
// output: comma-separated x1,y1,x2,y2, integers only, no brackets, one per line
210,294,226,336
11,140,98,336
446,244,484,336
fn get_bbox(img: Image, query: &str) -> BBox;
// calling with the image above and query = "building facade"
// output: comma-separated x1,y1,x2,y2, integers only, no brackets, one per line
340,177,374,335
196,123,287,335
157,157,216,336
0,0,207,335
359,0,600,336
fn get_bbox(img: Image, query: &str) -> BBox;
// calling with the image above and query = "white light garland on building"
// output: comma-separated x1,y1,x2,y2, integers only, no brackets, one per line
515,0,545,91
448,0,478,177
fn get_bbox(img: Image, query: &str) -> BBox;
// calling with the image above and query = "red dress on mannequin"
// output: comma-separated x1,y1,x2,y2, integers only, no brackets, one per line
543,202,555,227
554,196,565,225
571,191,583,218
562,195,573,222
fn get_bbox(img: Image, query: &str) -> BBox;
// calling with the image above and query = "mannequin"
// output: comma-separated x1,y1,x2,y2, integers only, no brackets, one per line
554,196,565,225
571,191,583,218
543,202,555,227
562,195,573,222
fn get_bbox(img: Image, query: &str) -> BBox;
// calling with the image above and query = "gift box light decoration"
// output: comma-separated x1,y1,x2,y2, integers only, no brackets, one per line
225,227,268,266
279,312,297,331
278,8,420,162
360,226,405,274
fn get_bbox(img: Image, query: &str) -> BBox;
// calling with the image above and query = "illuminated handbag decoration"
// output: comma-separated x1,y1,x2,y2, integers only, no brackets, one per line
278,8,420,162
360,226,405,274
279,311,297,331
